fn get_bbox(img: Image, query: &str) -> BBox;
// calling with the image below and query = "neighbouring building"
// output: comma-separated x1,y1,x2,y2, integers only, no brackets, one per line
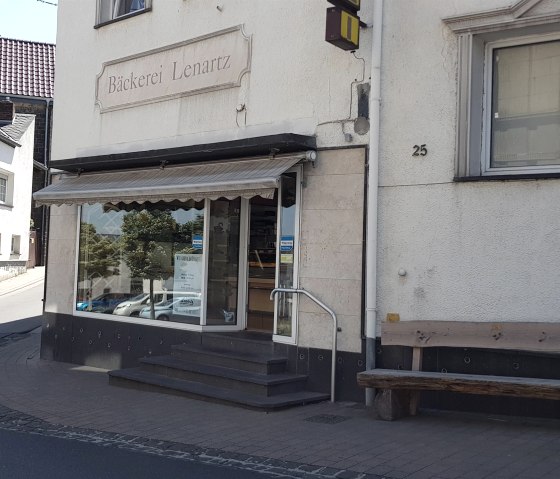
35,0,371,407
0,100,36,279
375,0,560,417
0,37,55,266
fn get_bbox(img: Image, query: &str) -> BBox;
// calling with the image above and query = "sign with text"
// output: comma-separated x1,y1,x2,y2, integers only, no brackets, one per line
173,253,202,294
96,26,251,112
173,253,203,318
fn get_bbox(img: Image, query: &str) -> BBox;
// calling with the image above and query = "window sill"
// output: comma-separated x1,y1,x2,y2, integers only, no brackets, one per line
94,7,151,29
0,202,13,210
455,172,560,182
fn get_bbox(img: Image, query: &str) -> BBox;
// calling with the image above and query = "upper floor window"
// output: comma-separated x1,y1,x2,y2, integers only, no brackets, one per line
444,1,560,179
485,38,560,174
0,176,6,203
96,0,151,27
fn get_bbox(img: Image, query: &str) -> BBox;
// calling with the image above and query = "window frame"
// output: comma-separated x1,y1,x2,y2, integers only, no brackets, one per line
11,235,20,255
0,175,7,204
95,0,152,29
481,33,560,176
445,3,560,181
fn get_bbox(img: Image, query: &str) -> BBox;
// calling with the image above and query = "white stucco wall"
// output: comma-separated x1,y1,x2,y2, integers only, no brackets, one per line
0,120,35,269
377,0,560,326
52,0,373,162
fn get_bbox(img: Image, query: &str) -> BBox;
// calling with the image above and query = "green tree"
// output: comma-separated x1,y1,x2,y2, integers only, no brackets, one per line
78,222,120,303
176,214,204,254
120,210,179,319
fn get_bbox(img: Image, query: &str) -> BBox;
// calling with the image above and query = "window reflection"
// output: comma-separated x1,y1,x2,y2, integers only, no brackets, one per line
77,200,204,325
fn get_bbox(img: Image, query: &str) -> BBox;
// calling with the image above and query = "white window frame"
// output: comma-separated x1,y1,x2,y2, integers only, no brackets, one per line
0,171,14,207
273,165,302,346
0,175,7,204
444,1,560,179
96,0,151,27
482,33,560,176
11,235,21,255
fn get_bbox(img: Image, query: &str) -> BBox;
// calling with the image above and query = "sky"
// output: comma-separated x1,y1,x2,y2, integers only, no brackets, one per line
0,0,58,44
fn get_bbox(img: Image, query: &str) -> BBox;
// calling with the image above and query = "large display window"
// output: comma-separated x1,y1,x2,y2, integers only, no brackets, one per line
77,199,208,325
75,168,301,336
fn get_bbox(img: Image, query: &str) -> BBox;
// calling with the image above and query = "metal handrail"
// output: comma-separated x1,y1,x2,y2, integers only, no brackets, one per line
270,287,340,402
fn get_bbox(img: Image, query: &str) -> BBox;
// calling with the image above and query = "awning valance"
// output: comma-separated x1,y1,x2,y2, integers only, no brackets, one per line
34,154,304,206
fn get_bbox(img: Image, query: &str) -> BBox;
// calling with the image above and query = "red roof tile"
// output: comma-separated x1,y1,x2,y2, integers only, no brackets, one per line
0,38,55,99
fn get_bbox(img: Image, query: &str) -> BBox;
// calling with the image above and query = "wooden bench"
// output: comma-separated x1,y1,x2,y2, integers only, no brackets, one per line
357,320,560,420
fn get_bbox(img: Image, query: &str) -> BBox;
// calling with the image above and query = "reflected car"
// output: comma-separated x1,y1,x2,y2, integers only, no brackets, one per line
113,292,165,317
139,295,201,321
76,292,135,313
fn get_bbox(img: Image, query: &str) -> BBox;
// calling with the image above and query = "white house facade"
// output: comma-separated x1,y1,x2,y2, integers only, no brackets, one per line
0,102,35,280
375,0,560,416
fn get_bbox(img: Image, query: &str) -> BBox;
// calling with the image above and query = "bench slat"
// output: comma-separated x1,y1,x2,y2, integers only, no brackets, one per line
381,321,560,352
357,369,560,401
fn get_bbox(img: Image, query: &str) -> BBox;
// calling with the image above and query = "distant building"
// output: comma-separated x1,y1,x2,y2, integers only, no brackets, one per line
0,37,55,265
0,100,35,279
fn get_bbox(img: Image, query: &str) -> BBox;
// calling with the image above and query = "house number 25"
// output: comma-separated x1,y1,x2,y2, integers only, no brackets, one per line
412,144,428,156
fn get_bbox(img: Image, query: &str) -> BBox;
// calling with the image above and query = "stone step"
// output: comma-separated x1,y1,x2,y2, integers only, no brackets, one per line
140,355,307,396
171,343,287,374
199,333,275,355
108,368,330,411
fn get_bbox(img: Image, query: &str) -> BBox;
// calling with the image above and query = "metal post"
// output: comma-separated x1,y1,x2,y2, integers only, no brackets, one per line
270,287,339,402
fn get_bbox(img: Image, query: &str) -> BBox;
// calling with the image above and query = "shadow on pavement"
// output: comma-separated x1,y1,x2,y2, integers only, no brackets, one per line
0,316,42,339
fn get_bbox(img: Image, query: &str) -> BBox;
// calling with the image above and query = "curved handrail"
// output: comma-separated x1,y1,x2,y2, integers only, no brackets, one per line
270,287,339,402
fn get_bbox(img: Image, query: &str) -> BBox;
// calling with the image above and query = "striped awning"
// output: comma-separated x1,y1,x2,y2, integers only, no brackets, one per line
34,154,304,206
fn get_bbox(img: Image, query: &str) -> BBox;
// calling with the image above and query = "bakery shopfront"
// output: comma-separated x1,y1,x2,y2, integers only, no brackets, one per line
36,145,312,340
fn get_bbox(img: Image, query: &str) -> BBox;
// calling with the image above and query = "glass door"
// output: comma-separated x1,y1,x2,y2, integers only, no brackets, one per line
274,168,301,343
246,196,277,333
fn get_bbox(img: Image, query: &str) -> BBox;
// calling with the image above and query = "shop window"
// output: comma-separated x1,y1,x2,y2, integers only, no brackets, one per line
446,8,560,178
206,198,241,326
96,0,151,26
76,200,204,323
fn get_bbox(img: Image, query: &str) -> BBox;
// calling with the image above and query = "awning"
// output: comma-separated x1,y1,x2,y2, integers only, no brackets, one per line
34,154,304,206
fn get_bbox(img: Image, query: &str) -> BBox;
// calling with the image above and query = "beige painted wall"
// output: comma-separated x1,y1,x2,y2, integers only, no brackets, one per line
297,148,365,353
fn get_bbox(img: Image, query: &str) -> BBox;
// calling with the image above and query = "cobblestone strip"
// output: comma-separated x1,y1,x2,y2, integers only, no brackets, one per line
0,404,383,479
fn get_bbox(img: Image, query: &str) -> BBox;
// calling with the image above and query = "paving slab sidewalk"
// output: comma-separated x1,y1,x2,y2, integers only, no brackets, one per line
0,266,45,296
0,333,559,479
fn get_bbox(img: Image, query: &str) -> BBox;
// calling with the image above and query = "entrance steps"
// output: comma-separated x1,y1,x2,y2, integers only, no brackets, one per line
108,334,329,410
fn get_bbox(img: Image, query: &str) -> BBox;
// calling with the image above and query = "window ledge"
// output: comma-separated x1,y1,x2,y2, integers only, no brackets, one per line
0,203,13,210
455,172,560,182
94,7,151,29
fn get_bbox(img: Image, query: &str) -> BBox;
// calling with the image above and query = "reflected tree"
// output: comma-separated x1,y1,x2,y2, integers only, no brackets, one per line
78,222,120,303
120,210,179,320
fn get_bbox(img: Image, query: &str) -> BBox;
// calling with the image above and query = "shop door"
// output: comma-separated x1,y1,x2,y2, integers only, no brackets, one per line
246,196,277,332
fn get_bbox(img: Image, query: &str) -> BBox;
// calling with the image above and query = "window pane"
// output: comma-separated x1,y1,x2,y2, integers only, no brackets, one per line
276,173,297,337
491,40,560,168
206,198,241,325
0,177,6,203
77,201,204,324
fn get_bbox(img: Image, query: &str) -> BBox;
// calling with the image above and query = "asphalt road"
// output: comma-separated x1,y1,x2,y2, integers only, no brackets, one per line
0,428,269,479
0,281,43,326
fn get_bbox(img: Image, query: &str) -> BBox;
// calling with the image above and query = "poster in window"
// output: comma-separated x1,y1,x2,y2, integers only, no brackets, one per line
173,253,202,317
